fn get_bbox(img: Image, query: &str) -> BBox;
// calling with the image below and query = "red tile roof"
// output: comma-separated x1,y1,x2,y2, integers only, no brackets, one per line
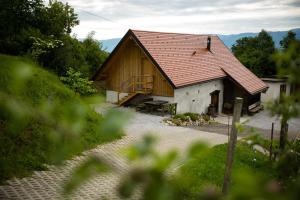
131,29,267,94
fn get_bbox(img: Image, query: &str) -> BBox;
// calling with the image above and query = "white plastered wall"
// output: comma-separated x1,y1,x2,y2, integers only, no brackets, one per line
106,90,128,103
174,79,224,114
261,81,291,102
149,95,174,102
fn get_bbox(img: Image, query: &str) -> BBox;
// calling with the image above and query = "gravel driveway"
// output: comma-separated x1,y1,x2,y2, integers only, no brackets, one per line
123,107,229,152
0,105,228,200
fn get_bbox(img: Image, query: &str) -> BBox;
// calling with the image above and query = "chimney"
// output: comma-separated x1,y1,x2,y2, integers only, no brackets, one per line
207,36,211,51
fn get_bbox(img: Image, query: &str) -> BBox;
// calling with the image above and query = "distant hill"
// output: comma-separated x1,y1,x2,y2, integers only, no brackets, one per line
218,28,300,48
101,28,300,52
101,38,121,52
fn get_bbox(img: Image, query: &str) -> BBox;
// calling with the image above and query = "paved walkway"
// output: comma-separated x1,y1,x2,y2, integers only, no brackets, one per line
0,106,228,200
215,110,300,138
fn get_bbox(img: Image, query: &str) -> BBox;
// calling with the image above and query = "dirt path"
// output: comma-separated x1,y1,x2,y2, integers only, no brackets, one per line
0,106,228,200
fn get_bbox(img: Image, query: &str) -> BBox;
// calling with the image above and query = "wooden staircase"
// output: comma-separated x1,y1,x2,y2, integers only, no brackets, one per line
118,75,153,106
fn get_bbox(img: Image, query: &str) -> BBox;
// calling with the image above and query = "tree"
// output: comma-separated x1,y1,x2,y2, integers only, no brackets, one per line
39,1,79,36
82,32,109,77
0,0,44,54
232,30,276,77
41,34,108,77
280,31,296,51
256,30,276,77
0,0,108,79
41,35,88,76
0,0,78,55
269,40,300,152
231,37,261,76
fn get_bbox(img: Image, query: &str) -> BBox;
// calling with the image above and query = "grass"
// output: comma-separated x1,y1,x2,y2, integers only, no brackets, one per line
0,55,123,183
175,142,277,198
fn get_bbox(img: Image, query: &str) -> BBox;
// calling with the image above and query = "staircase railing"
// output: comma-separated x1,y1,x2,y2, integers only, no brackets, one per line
117,75,153,103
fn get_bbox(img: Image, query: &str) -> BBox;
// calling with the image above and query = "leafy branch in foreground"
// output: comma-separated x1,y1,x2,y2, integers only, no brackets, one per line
64,118,300,200
0,55,127,182
268,40,300,152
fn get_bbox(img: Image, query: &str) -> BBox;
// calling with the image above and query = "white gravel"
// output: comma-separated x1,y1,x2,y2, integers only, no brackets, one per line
95,104,228,152
95,104,229,153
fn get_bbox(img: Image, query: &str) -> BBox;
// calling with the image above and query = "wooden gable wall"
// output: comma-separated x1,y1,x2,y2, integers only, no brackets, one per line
101,37,174,97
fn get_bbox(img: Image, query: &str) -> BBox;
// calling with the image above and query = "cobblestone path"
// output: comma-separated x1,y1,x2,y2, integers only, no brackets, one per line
0,107,228,199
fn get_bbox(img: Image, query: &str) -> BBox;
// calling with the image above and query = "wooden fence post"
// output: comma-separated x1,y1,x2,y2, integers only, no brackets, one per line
269,122,274,161
222,97,243,194
279,121,289,152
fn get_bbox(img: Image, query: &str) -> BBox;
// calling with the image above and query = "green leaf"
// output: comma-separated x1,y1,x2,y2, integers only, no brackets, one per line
63,155,111,195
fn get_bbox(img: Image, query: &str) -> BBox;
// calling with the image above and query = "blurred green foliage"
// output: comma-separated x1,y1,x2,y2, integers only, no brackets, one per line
280,31,297,51
268,40,300,152
65,134,300,200
0,55,126,182
64,155,111,194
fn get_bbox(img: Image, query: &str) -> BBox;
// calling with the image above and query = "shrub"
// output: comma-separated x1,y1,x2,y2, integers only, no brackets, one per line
60,68,97,96
184,112,200,121
173,114,190,121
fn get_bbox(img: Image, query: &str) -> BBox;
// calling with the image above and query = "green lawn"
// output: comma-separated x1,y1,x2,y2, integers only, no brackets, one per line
175,142,277,198
0,55,123,183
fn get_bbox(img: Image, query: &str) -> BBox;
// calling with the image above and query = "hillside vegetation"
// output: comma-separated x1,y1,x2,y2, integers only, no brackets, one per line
0,55,123,182
0,0,108,78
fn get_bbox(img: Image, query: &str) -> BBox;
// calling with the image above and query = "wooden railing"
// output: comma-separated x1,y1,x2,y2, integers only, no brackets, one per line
118,75,153,101
119,75,153,93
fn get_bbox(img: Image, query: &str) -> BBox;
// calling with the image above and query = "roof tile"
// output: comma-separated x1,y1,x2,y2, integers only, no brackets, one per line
131,29,267,94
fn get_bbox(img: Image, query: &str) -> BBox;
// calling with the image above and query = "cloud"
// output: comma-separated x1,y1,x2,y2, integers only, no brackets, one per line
60,0,300,39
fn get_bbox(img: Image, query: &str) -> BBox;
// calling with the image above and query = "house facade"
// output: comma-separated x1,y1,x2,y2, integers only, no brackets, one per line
261,78,291,102
94,29,268,114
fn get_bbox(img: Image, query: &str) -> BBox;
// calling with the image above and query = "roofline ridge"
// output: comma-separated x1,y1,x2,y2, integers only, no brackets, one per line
130,29,218,37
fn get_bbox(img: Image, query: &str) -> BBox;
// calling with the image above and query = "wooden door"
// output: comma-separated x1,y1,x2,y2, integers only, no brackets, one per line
210,90,220,112
280,84,286,95
280,84,286,102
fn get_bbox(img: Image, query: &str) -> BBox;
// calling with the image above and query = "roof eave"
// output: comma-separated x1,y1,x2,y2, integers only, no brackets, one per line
92,29,176,89
129,30,176,89
249,86,269,95
174,76,227,89
92,29,132,80
220,68,268,95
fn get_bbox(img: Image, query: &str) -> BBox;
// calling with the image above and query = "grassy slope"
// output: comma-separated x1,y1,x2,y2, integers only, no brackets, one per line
176,142,277,198
0,55,122,182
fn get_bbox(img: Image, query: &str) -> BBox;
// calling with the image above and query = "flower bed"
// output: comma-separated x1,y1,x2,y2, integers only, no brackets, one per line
163,112,215,126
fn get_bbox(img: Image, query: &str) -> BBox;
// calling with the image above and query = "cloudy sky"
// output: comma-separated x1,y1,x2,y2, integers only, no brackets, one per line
60,0,300,39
